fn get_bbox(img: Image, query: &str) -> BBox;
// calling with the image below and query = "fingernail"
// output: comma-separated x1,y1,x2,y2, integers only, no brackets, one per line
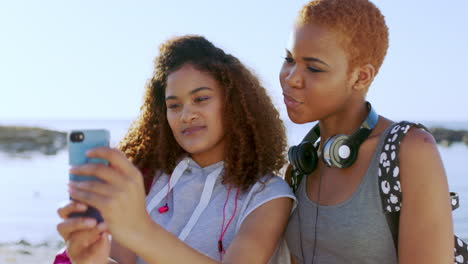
84,219,96,226
97,222,107,231
70,182,82,188
76,203,86,210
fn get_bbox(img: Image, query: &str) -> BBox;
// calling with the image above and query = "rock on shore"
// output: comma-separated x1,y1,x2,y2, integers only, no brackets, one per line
429,127,468,147
0,126,67,155
0,240,65,264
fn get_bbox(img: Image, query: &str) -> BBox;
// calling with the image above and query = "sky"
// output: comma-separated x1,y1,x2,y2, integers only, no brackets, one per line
0,0,467,122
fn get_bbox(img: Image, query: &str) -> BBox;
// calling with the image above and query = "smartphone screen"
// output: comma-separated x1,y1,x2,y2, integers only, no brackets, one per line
67,129,110,222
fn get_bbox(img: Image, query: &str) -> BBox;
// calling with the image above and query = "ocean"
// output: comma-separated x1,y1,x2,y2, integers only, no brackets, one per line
0,119,467,243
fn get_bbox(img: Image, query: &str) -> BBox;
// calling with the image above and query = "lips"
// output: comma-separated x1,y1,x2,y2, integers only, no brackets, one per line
283,93,304,109
182,126,206,136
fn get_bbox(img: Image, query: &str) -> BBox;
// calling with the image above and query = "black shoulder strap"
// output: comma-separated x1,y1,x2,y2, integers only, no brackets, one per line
378,121,468,263
378,121,414,253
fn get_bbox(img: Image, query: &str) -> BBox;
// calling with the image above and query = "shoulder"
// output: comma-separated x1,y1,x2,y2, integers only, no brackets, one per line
242,173,296,211
252,174,295,198
399,126,439,168
236,174,295,231
398,125,446,190
400,126,437,153
380,120,438,162
241,174,296,217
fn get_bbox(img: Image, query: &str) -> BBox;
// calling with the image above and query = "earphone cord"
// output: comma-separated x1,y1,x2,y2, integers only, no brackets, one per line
218,187,240,261
310,170,323,264
164,176,171,207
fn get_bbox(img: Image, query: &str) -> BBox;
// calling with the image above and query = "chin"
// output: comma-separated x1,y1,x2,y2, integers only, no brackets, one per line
181,144,205,155
287,110,314,124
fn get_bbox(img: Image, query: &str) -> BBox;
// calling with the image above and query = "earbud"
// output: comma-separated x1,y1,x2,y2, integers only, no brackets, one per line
158,204,169,214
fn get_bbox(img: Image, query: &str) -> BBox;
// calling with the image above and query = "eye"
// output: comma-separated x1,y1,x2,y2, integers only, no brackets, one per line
194,96,210,103
284,57,294,64
307,67,324,73
167,103,181,110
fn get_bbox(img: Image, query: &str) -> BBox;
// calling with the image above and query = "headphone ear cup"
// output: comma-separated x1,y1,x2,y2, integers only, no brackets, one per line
296,142,318,174
288,145,299,169
322,135,357,168
338,141,358,168
288,123,321,175
288,145,305,172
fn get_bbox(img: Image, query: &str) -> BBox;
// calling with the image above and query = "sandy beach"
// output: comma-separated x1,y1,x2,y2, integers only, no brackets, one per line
0,240,64,264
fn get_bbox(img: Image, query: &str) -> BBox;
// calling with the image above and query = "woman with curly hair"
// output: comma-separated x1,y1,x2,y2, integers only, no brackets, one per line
282,0,454,263
54,35,295,264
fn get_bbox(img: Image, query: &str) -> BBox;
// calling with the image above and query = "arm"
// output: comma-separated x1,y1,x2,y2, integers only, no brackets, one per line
69,148,293,263
398,128,454,263
132,197,293,264
109,240,137,264
223,197,293,263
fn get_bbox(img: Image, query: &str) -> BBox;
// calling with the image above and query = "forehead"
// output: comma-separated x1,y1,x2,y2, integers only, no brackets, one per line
289,23,349,65
165,64,220,95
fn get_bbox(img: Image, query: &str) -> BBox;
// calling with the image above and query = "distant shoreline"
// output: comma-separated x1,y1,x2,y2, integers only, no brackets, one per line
0,124,467,156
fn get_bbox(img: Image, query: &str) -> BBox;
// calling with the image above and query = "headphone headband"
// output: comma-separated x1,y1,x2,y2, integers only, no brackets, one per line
347,102,379,146
302,123,321,146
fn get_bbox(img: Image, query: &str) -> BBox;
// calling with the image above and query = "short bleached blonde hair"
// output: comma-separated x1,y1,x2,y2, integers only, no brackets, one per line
298,0,389,75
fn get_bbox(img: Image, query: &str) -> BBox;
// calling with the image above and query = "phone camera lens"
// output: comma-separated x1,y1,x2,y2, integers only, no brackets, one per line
70,132,85,143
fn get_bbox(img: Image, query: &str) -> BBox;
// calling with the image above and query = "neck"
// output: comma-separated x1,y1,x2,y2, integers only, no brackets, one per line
190,155,223,168
318,100,370,147
189,145,225,168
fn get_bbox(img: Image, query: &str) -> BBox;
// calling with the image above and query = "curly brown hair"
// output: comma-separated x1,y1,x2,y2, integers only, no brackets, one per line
118,35,287,193
298,0,389,75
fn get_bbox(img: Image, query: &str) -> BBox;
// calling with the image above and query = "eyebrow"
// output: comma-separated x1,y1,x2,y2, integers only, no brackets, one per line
286,49,329,67
165,86,213,101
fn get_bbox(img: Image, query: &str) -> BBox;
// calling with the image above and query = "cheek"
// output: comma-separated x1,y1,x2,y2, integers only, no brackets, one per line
307,73,343,93
279,64,290,84
166,113,178,134
211,107,225,136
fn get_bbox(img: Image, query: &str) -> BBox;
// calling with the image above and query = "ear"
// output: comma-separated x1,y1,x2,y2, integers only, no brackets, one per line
351,64,376,93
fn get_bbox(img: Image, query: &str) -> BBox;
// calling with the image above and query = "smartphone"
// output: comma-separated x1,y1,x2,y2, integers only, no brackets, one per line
68,129,110,222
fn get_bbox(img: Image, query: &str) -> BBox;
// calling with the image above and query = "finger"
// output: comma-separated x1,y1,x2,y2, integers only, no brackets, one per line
57,202,88,219
69,187,108,211
86,147,139,177
70,163,125,186
68,180,116,198
88,231,111,257
96,222,109,232
57,218,97,241
67,227,103,256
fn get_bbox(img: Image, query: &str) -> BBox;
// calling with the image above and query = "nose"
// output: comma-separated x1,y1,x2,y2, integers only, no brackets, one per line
284,64,303,89
180,105,199,123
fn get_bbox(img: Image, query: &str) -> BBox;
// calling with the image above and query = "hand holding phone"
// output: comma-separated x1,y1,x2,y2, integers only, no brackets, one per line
68,129,110,222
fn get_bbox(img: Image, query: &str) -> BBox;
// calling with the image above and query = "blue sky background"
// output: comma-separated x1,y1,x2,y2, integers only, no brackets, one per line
1,0,467,122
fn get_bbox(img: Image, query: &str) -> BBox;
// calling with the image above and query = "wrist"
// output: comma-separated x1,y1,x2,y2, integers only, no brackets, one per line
126,212,160,253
